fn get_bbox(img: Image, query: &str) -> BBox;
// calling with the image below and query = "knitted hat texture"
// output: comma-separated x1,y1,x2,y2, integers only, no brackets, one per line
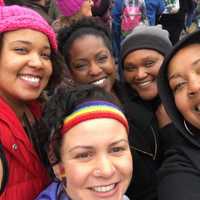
121,25,172,62
0,0,4,6
0,3,57,50
56,0,84,17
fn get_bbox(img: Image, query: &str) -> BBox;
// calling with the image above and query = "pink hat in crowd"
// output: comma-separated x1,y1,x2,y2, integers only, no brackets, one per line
56,0,85,17
0,0,57,50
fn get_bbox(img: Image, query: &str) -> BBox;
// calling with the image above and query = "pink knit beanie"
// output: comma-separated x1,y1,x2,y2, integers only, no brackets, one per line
0,0,57,50
56,0,85,17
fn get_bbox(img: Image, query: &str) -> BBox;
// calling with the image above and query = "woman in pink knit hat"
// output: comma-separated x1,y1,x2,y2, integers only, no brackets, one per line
52,0,94,31
0,1,63,199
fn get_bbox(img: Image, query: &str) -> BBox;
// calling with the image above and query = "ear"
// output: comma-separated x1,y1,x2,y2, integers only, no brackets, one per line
52,163,66,181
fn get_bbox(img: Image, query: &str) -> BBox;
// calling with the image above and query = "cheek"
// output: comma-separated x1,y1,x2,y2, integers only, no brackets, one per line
117,153,133,180
46,62,53,76
123,71,135,83
174,93,189,114
71,70,88,82
103,59,116,74
65,163,90,188
151,64,161,77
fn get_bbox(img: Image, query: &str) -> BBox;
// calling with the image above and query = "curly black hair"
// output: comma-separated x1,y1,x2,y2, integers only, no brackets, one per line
57,16,113,69
37,84,122,167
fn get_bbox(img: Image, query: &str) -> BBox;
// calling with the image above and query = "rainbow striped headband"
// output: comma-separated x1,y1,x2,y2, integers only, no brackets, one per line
61,100,129,135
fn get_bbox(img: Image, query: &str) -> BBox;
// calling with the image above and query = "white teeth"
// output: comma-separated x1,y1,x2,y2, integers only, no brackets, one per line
138,81,152,87
92,184,115,193
92,79,105,86
20,75,40,83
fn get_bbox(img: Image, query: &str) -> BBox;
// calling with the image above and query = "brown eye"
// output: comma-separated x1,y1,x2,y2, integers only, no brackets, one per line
75,151,93,160
144,60,155,67
124,64,137,72
173,82,186,93
14,47,28,54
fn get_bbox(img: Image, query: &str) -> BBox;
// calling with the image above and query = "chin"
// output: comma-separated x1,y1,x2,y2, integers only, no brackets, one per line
139,93,157,101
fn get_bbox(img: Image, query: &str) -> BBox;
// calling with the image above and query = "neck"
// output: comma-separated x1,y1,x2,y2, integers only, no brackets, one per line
0,93,28,121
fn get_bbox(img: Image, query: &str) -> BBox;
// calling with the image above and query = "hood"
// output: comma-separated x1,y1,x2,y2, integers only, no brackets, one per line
157,30,200,148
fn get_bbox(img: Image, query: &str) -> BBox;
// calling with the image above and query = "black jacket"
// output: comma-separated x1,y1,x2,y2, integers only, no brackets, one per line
157,30,200,200
114,82,179,200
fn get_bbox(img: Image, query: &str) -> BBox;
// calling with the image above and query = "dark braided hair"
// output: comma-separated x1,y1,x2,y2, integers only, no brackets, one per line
36,84,122,169
57,17,113,69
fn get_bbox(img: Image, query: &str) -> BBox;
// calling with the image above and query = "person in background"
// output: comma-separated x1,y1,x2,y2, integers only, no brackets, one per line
52,0,93,32
145,0,165,25
35,85,133,200
0,1,62,199
158,29,200,200
158,0,194,45
121,25,180,200
92,0,113,29
4,0,52,23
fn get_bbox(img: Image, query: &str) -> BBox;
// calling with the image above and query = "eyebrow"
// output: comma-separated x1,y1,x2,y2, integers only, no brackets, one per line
168,58,200,81
68,139,128,153
11,40,51,49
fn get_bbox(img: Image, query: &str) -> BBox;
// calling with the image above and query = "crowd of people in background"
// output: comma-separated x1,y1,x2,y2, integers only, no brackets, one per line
0,0,200,200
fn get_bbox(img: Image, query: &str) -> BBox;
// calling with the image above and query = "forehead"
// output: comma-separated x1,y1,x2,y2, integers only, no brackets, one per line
62,118,128,148
71,34,107,49
168,44,200,75
2,28,50,47
125,49,163,60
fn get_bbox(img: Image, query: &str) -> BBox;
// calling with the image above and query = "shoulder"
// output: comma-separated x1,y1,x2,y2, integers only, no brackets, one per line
35,181,61,200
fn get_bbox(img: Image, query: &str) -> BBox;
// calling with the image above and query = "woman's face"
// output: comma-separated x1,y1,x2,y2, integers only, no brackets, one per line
123,49,164,100
0,29,52,105
59,118,132,200
80,0,94,16
168,44,200,129
69,35,116,93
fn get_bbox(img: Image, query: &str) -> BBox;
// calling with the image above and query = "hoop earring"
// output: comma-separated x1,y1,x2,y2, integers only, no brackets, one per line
184,120,194,136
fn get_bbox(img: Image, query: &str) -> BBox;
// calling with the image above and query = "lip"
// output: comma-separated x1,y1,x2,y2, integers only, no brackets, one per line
88,182,120,198
18,73,42,88
89,77,107,87
134,79,154,88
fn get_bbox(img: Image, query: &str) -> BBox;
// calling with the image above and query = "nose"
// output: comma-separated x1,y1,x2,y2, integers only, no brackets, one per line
188,79,200,97
93,155,115,178
135,67,147,80
28,53,43,68
88,61,103,77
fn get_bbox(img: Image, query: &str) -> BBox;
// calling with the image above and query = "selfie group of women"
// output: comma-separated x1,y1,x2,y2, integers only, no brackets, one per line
0,0,200,200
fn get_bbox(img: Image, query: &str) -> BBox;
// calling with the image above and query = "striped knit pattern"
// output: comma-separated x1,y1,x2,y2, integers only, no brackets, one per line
61,101,129,135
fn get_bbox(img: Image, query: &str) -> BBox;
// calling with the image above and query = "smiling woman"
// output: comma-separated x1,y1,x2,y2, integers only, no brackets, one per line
157,29,200,200
0,2,63,199
35,84,132,200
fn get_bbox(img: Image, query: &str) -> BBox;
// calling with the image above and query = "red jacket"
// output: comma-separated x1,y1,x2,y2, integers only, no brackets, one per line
0,97,50,200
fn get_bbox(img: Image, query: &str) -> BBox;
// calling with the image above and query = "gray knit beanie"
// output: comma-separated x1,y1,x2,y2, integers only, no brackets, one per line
121,25,172,62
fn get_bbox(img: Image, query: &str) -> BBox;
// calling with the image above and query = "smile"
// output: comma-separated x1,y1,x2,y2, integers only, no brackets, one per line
91,78,106,86
20,75,41,83
91,183,116,193
136,80,153,88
